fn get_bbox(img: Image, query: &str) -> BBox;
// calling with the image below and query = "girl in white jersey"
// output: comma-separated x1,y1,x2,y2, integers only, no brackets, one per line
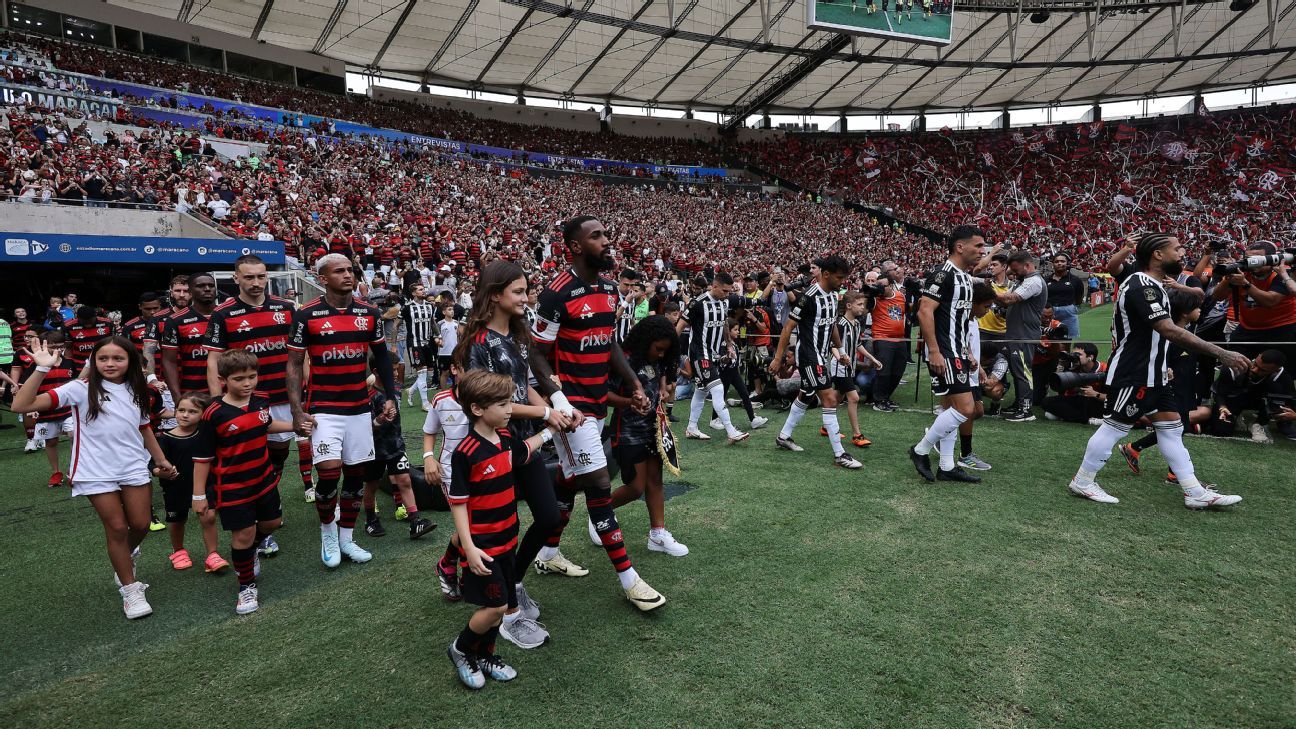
13,336,178,620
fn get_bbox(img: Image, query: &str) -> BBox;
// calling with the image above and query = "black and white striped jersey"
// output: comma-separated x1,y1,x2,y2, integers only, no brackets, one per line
524,305,537,332
921,261,974,360
830,316,862,378
686,292,729,361
616,293,636,344
789,283,838,365
402,300,438,348
1105,271,1171,388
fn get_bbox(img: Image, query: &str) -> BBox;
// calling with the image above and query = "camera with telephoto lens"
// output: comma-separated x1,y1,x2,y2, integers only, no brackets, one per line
1218,249,1296,276
1052,369,1106,393
1209,239,1234,253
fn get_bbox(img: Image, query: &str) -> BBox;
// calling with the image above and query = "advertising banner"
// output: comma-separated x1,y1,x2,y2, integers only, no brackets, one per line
1,233,285,266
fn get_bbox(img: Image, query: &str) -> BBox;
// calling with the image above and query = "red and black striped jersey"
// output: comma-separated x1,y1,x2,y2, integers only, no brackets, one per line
160,308,212,394
448,428,531,557
204,296,294,405
121,315,152,358
144,307,177,374
193,393,277,507
287,297,384,416
25,355,73,422
530,268,618,418
62,317,113,368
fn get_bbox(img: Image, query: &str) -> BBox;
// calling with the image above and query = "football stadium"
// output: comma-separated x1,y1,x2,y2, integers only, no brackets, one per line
0,0,1293,725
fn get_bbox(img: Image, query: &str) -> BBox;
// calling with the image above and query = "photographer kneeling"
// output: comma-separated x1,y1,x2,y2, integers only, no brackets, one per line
1209,349,1296,442
1042,343,1107,423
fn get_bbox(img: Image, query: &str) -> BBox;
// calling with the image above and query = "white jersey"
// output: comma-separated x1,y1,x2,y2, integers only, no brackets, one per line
422,389,470,482
437,319,459,356
49,379,152,484
968,324,982,387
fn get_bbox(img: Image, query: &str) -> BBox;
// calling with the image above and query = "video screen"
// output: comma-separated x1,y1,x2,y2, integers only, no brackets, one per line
807,0,954,45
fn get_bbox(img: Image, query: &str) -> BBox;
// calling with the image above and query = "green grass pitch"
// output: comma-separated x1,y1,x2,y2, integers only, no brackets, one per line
813,1,953,43
1,306,1292,727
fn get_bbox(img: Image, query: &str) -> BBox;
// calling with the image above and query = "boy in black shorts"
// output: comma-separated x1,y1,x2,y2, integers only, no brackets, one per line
192,350,300,614
363,374,436,540
446,370,556,690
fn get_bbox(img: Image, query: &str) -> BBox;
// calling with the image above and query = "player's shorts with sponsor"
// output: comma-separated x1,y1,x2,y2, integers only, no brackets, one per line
364,453,412,481
1103,384,1177,426
265,403,295,443
691,357,721,387
408,343,435,369
71,473,152,498
929,355,975,396
311,412,376,465
554,416,606,477
216,487,283,532
34,417,73,441
798,353,832,396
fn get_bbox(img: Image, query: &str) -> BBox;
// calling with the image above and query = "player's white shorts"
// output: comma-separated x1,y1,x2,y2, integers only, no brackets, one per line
267,403,295,443
553,417,606,477
72,474,152,498
34,418,73,441
311,412,376,466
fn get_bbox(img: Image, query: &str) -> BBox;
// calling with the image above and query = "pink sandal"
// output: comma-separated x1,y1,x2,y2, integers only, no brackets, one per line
168,549,193,570
204,552,230,573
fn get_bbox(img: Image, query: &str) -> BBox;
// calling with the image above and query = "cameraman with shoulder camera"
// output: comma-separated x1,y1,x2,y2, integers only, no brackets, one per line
1041,343,1107,424
1214,242,1296,364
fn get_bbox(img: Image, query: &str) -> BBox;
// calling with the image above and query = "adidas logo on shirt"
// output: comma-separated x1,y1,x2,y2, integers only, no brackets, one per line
236,319,252,333
579,303,594,318
483,465,496,475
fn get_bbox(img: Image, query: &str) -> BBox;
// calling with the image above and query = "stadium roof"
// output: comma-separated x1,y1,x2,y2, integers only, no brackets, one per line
115,0,1295,115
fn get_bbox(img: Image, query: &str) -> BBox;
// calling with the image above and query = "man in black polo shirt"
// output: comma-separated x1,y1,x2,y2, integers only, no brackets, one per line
1045,253,1085,346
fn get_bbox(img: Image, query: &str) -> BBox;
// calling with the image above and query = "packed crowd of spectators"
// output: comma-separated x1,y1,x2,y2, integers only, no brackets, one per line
742,106,1296,270
3,31,722,167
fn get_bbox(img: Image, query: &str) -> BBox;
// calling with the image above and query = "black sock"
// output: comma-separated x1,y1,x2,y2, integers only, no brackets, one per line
479,626,500,657
960,434,973,458
455,625,481,654
1131,432,1158,452
365,507,377,521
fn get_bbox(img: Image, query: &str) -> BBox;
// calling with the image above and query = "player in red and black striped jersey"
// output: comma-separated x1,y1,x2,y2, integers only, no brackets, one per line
526,216,665,612
161,273,218,400
62,306,114,371
446,370,556,688
121,292,164,360
287,254,400,569
192,349,296,615
143,275,191,379
204,256,295,541
26,330,74,487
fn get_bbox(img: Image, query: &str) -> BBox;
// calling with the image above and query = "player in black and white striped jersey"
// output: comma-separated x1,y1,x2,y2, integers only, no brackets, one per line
402,285,439,411
909,226,986,483
615,269,643,345
770,255,862,469
1068,233,1249,509
680,272,748,443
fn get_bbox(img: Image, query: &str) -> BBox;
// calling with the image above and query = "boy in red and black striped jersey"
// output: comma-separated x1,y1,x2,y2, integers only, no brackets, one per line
192,350,298,615
63,305,114,372
161,272,218,401
204,256,296,552
446,370,556,689
288,254,401,569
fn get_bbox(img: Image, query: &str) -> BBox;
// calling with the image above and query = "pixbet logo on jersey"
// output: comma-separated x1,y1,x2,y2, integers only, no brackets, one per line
579,332,612,350
320,344,367,363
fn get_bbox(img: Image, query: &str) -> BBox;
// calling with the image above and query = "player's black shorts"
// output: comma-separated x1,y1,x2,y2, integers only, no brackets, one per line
690,357,721,387
1104,384,1178,426
364,453,411,482
461,548,517,609
798,354,832,397
832,375,857,395
163,482,215,524
408,343,435,369
216,485,282,532
436,354,453,372
929,355,974,397
613,441,653,484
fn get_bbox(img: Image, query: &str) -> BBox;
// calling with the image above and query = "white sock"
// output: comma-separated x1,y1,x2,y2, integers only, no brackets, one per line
320,522,336,536
415,369,428,403
938,429,956,471
915,408,967,455
502,610,522,625
709,382,738,435
339,526,353,544
649,527,667,539
1079,422,1130,475
618,567,639,590
1154,420,1203,494
688,387,707,430
780,398,810,439
822,407,845,457
537,546,558,561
